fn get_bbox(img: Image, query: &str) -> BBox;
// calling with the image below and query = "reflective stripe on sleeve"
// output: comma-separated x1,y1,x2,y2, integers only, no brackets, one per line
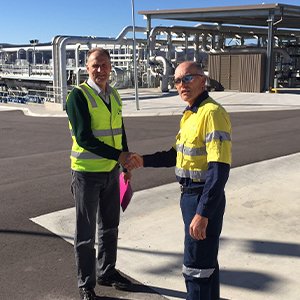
182,264,215,278
205,131,231,143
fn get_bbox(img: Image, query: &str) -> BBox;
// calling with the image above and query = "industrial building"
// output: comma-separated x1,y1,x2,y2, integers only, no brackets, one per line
0,3,300,109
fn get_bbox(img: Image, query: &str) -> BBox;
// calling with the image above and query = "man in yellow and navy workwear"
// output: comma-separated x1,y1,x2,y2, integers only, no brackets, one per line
132,61,232,300
66,48,135,300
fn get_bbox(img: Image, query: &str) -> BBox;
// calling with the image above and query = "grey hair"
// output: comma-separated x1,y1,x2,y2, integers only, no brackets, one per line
176,61,205,75
86,47,111,62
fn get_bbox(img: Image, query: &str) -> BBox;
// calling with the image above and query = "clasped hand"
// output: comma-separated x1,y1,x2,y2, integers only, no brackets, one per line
118,152,143,171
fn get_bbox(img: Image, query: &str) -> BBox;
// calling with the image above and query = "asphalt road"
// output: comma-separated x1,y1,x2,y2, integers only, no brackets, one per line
0,109,299,300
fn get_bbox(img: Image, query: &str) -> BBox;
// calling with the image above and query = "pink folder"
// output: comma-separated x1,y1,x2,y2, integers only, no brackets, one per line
119,173,133,212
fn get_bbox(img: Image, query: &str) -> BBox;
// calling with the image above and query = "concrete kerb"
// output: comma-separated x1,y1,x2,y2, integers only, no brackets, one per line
1,90,300,117
0,102,67,117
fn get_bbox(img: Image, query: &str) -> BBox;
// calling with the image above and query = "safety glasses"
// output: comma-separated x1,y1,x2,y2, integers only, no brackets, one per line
174,74,203,85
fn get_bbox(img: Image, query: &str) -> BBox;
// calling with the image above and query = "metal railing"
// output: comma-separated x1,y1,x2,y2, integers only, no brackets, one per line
0,88,44,104
0,63,53,77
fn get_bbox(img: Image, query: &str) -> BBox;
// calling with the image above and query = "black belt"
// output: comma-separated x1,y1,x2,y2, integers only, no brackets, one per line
180,186,204,194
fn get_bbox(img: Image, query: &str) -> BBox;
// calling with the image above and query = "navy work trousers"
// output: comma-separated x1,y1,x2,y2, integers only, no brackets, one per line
180,189,225,300
71,166,120,289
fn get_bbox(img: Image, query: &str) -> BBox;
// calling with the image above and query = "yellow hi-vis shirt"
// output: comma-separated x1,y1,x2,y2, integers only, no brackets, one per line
68,82,123,172
175,96,232,182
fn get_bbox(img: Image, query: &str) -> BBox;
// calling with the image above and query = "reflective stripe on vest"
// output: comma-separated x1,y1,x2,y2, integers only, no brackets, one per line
182,264,215,278
93,128,122,137
175,142,207,181
175,168,207,181
71,151,103,159
110,88,121,106
70,128,122,138
176,144,207,156
80,84,98,107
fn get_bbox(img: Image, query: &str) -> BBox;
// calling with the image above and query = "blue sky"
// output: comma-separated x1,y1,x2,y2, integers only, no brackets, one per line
1,0,299,44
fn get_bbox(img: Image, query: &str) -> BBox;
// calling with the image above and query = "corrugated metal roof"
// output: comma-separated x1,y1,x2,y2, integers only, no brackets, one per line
139,3,300,30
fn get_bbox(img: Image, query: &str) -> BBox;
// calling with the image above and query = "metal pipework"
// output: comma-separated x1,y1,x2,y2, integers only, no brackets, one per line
52,25,147,108
149,55,172,92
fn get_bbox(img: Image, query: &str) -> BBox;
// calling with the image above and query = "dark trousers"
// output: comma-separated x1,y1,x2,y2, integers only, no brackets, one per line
71,166,120,289
180,190,225,300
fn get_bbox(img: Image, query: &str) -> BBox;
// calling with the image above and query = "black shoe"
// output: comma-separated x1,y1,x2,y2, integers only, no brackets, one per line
97,270,132,290
79,288,96,300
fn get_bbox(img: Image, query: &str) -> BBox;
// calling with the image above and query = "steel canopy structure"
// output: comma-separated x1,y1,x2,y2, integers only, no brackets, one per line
138,4,300,29
139,3,300,91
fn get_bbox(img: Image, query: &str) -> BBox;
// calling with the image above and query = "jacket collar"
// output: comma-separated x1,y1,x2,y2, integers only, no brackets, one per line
183,91,209,113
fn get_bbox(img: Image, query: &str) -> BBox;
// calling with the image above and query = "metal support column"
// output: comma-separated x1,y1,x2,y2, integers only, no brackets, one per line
146,16,151,61
146,16,152,88
265,12,275,91
131,0,139,110
184,34,188,60
75,43,81,86
194,34,200,62
166,33,172,62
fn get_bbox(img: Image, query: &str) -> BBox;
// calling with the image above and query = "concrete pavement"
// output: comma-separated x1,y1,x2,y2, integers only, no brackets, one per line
1,90,300,299
31,153,300,300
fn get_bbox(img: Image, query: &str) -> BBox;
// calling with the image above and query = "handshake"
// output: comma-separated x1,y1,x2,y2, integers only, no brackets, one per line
118,152,144,171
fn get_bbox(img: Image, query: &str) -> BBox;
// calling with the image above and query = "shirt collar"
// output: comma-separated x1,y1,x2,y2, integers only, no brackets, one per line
87,78,112,96
183,91,209,113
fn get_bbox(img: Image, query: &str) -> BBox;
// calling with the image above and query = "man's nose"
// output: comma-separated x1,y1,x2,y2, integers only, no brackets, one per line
96,66,101,72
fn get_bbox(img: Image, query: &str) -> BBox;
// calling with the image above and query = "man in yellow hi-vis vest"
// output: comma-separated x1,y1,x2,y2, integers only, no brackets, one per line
127,61,232,300
66,48,137,300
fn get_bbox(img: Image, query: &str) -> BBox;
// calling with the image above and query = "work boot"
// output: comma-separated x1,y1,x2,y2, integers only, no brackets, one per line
79,287,96,300
97,270,132,290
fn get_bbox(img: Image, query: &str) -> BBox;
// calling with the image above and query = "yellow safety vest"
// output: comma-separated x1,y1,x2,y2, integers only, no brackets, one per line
175,96,232,182
68,82,123,172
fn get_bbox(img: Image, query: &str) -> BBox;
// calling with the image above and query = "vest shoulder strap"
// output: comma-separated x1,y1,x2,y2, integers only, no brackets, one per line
77,84,98,108
110,87,121,107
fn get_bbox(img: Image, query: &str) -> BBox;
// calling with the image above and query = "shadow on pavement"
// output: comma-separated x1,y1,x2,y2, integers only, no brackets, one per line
2,229,296,296
220,269,280,291
0,228,73,241
96,297,131,300
247,240,300,257
131,283,186,298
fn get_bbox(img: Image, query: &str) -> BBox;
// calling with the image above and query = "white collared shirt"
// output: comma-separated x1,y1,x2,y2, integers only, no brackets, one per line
87,78,110,105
